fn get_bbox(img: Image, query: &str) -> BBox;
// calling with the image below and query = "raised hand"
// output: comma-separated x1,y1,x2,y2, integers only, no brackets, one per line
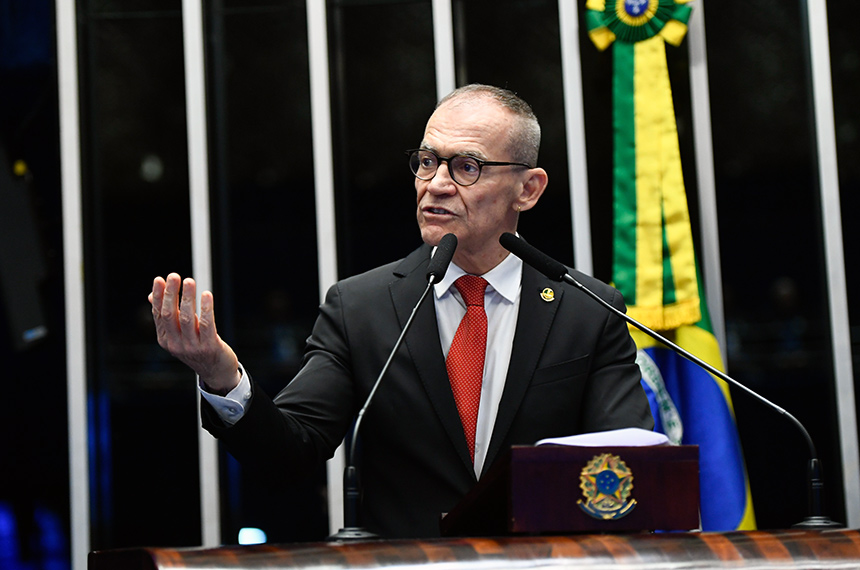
149,273,240,394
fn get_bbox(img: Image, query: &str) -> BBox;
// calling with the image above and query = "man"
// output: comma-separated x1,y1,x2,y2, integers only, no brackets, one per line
150,84,653,538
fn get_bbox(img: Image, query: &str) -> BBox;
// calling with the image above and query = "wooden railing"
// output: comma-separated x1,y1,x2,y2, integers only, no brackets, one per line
90,529,860,570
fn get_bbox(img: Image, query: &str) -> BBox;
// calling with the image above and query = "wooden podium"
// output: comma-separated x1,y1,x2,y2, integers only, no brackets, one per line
440,444,699,536
89,444,860,569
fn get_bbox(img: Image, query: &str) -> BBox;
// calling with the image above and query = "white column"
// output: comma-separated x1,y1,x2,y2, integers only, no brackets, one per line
306,0,342,535
687,0,726,354
432,0,456,100
805,0,860,528
181,0,221,546
56,1,89,568
558,0,593,274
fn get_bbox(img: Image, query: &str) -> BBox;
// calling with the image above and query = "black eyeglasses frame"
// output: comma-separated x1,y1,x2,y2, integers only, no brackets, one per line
405,148,532,187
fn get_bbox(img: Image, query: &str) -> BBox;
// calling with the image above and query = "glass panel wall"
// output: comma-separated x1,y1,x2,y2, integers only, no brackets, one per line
454,0,574,266
204,0,328,543
1,1,70,567
77,1,202,549
704,0,844,527
327,0,437,278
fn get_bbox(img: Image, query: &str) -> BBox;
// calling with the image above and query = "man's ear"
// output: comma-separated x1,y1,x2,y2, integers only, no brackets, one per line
514,167,548,212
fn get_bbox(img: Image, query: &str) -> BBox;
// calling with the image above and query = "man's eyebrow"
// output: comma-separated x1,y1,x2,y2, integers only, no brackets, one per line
458,150,486,161
419,144,487,161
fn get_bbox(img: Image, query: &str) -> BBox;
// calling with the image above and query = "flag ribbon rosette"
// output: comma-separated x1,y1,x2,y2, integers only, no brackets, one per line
586,0,757,531
588,0,697,330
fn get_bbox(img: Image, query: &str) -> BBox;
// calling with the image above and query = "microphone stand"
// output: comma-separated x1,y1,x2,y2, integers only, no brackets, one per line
328,281,435,541
329,233,457,541
499,232,841,529
562,271,842,530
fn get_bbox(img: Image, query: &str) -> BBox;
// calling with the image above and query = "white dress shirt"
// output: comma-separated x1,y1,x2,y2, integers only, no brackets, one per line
202,250,524,479
433,252,522,477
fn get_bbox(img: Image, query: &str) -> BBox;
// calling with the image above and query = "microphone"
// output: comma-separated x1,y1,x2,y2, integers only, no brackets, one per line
330,233,458,541
428,232,458,282
499,232,567,281
499,232,841,530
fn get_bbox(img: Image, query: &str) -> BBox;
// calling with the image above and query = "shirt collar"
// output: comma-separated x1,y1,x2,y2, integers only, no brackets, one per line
431,247,522,304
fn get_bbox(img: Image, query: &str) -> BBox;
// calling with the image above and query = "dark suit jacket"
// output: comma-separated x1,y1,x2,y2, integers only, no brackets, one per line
202,243,653,538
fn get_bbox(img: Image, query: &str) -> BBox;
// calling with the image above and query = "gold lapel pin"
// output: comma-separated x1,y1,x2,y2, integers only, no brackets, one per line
540,287,555,302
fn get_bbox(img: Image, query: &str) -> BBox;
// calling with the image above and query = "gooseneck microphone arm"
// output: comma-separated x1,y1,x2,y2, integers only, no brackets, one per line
499,232,840,529
330,233,459,541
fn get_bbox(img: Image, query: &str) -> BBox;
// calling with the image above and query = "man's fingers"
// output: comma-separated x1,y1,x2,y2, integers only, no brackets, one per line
150,276,166,315
161,273,181,319
199,291,217,343
178,278,199,343
159,273,184,347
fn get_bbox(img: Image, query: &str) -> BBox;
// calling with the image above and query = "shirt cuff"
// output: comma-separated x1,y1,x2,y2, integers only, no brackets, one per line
198,364,251,426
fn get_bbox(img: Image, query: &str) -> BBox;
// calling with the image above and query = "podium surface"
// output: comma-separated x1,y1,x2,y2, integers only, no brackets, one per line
89,530,860,570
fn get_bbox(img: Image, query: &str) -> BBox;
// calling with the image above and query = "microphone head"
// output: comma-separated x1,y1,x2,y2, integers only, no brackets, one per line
427,233,458,282
499,232,567,281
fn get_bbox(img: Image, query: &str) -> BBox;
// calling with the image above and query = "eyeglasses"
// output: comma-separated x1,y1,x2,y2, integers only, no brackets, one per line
406,149,532,187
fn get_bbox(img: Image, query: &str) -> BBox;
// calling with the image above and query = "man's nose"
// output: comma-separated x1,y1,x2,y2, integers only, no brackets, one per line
427,161,458,194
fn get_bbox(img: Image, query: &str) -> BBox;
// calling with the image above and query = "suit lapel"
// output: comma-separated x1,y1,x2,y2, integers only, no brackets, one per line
482,263,563,475
389,245,476,479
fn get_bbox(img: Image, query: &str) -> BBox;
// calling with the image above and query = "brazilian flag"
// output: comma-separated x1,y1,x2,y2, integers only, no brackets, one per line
587,0,756,530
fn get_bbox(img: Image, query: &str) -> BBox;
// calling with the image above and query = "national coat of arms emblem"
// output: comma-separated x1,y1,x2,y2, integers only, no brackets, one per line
578,453,637,520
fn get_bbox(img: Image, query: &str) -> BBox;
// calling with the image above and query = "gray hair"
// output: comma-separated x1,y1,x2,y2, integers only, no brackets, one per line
437,84,541,167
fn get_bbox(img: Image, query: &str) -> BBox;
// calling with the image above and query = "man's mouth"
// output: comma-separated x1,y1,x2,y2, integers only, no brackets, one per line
424,206,454,216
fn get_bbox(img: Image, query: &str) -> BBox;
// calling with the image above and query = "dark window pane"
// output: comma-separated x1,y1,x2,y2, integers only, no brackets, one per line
578,22,614,282
706,0,844,527
79,4,201,548
205,0,328,543
454,0,574,267
0,1,71,567
328,0,437,277
86,0,179,13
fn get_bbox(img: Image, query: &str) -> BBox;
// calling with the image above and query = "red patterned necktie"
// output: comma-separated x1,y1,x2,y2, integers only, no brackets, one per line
446,275,489,463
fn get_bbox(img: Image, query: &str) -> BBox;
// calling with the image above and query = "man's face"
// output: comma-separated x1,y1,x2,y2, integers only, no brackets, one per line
416,98,528,273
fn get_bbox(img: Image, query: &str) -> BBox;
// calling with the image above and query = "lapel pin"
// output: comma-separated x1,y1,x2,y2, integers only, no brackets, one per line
540,287,555,302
